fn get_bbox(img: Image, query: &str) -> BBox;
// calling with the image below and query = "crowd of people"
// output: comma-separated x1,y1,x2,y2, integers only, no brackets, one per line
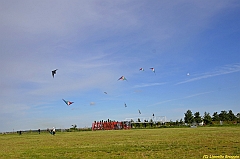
16,127,56,135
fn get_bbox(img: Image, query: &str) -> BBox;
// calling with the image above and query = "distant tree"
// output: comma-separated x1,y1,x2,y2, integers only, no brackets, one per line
237,113,240,118
237,113,240,123
143,122,147,128
219,110,229,121
194,112,202,124
179,119,184,125
70,124,77,131
149,119,153,127
184,110,194,124
71,124,77,129
203,112,212,125
212,112,220,121
137,118,141,122
176,120,179,126
228,110,236,121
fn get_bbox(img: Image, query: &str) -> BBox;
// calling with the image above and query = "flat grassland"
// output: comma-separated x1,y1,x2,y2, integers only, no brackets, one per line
0,127,239,159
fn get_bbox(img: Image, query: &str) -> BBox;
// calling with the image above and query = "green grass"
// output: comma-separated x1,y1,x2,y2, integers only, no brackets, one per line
0,127,240,158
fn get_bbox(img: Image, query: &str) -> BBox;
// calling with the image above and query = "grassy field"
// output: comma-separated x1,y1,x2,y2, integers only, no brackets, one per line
0,127,240,159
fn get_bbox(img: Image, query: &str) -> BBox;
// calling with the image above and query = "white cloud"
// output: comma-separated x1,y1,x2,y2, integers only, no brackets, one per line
133,82,167,88
147,91,215,107
176,63,240,85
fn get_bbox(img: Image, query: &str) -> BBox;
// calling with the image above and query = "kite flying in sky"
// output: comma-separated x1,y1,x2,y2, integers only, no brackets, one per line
138,109,141,114
139,68,144,71
118,76,127,81
104,92,107,94
124,103,127,107
52,69,58,78
62,99,74,106
150,68,155,73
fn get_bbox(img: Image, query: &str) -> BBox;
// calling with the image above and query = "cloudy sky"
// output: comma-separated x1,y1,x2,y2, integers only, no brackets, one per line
1,0,240,132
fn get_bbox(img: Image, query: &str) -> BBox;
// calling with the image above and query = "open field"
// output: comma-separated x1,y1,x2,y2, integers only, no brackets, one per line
0,127,240,159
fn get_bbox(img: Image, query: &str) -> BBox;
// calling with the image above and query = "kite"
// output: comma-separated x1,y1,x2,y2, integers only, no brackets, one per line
104,92,107,94
118,76,127,81
124,103,127,107
62,99,74,106
150,68,155,73
52,69,58,78
187,73,190,76
138,109,141,114
90,102,95,106
139,68,144,71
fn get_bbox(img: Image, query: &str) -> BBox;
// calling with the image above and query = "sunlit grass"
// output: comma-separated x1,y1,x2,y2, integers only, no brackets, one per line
0,127,239,158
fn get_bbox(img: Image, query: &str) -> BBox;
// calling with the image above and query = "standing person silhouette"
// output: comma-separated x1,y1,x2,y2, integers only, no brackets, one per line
52,127,55,135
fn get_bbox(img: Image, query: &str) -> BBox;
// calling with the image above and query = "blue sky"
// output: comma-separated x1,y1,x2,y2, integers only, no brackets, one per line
0,1,240,132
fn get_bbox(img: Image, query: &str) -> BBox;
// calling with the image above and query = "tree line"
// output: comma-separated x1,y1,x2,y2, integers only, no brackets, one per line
184,110,240,125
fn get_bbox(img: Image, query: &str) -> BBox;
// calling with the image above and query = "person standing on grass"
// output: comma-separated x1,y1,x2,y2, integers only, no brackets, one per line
52,127,55,135
38,129,40,134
